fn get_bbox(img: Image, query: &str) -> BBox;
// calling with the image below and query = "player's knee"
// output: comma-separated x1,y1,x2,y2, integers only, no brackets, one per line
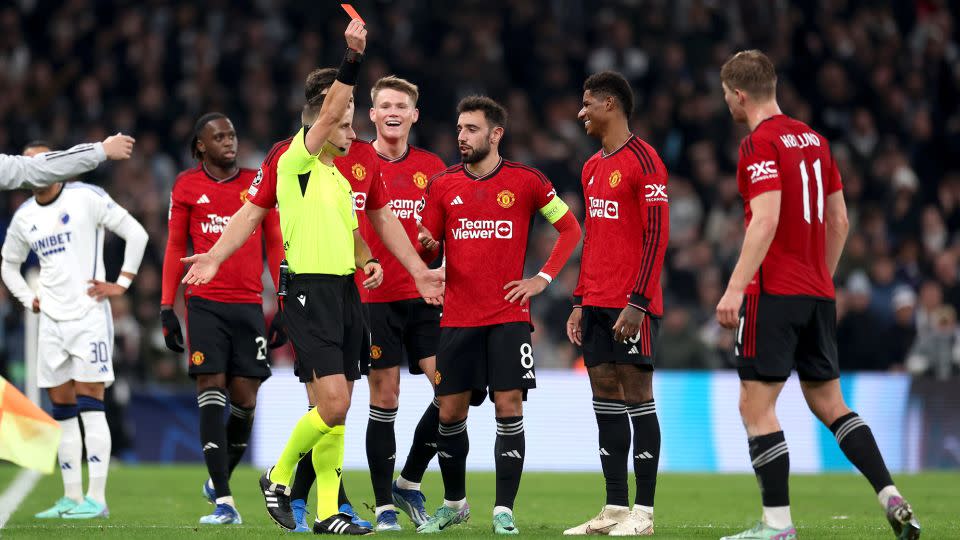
493,392,523,417
808,398,849,426
368,370,400,408
196,373,226,391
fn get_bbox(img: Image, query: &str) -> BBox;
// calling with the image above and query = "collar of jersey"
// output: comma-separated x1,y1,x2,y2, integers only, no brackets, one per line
201,163,241,184
372,141,410,163
601,134,636,159
35,183,66,207
463,157,503,181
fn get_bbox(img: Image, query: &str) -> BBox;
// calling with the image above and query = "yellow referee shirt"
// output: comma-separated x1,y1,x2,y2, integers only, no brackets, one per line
276,128,358,275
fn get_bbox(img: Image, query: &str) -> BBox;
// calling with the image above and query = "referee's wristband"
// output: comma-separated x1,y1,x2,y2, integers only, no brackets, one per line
336,48,364,86
364,258,380,266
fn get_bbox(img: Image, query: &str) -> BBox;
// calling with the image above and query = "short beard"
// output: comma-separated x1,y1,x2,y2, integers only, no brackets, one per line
208,155,237,170
462,143,490,164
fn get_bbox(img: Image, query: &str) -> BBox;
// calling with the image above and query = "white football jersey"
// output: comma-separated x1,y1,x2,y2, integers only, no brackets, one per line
1,182,132,321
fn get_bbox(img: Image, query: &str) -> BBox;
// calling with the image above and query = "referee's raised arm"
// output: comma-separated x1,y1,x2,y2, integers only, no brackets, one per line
302,19,367,154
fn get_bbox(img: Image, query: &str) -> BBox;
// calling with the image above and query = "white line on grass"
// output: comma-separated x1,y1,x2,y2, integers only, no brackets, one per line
0,469,42,528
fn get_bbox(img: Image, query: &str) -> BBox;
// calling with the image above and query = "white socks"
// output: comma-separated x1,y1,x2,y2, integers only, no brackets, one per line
762,505,793,529
878,485,902,508
493,506,512,517
79,402,111,505
396,476,421,491
375,504,396,518
56,416,84,503
444,498,467,510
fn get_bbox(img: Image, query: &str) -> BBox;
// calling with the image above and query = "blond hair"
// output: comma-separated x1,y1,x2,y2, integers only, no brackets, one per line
720,50,777,100
370,75,419,105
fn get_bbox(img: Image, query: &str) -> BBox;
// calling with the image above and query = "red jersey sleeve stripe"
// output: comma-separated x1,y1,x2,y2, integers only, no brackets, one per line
625,141,650,175
504,161,550,185
627,139,656,175
264,137,293,165
632,205,663,297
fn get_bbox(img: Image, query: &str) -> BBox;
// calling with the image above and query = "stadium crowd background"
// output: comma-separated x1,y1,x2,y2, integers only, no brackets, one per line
0,0,958,386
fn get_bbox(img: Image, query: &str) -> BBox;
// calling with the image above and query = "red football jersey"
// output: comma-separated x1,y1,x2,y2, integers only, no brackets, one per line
737,115,842,298
362,145,445,303
575,136,670,316
420,159,560,327
162,166,281,304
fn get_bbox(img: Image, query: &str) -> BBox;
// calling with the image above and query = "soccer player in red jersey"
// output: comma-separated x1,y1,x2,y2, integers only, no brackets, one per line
563,71,669,537
360,75,447,531
716,50,920,540
414,96,582,534
160,113,286,525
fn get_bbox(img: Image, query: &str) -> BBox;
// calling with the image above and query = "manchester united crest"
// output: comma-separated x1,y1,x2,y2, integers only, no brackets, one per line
496,190,516,208
352,163,367,181
609,170,622,188
413,171,428,189
191,351,205,366
370,345,382,360
434,370,442,386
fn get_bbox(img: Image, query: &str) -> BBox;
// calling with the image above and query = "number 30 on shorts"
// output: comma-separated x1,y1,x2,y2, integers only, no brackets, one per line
89,341,108,363
519,342,534,369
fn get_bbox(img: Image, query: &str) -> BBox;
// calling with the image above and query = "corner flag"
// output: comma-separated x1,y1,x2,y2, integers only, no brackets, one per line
0,376,61,473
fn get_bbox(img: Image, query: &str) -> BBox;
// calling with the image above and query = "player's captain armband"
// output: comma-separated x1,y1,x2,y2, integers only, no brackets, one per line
539,196,569,224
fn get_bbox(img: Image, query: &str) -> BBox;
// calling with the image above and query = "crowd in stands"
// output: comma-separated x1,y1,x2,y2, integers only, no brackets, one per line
0,0,958,383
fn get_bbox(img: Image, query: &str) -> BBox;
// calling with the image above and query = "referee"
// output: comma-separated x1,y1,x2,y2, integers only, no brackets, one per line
262,20,376,535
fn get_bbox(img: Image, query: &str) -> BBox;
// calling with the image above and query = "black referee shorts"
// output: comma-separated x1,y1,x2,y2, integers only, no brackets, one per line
282,274,365,383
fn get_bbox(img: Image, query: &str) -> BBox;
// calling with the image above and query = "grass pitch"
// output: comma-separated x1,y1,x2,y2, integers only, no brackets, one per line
0,465,956,538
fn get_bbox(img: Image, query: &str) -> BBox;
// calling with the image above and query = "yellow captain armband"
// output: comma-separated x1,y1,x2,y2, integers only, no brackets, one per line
538,196,569,224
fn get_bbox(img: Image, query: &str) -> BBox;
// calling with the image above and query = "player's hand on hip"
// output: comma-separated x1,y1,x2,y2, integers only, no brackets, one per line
87,279,126,301
566,307,583,346
612,304,645,343
362,261,383,289
31,297,40,313
344,18,367,53
416,221,439,251
716,288,744,329
180,252,219,285
160,308,185,353
503,275,549,306
102,132,135,160
415,266,445,306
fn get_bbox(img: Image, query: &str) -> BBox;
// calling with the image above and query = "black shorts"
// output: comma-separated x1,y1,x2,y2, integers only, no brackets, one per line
736,294,839,382
186,297,271,381
581,306,660,369
363,299,440,375
283,274,364,383
436,322,536,404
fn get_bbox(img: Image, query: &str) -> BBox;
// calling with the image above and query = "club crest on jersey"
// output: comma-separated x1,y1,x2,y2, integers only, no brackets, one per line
609,170,622,188
747,161,778,182
191,351,205,366
370,345,382,360
352,163,367,181
59,212,70,224
496,190,516,208
413,171,428,189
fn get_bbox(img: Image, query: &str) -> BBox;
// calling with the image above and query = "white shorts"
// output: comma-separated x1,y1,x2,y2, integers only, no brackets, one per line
37,302,114,388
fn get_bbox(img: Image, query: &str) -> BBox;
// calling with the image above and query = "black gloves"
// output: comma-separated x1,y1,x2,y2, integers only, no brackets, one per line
160,308,185,353
267,312,288,349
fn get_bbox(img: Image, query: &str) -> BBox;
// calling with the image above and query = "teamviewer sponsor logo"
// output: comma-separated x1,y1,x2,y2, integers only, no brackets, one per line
588,197,619,219
747,161,778,183
390,198,418,219
451,218,513,240
201,214,231,234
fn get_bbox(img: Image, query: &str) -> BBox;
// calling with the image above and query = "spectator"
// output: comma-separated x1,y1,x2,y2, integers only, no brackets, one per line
879,286,918,371
907,305,960,380
838,272,883,371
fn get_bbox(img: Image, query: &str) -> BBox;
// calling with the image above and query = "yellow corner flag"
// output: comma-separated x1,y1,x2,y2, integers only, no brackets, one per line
0,376,61,473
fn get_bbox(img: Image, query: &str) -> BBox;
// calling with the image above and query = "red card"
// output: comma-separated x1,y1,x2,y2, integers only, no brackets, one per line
341,4,365,24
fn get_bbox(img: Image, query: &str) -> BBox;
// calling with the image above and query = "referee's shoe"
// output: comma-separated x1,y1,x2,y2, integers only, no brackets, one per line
314,512,374,535
259,468,295,530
